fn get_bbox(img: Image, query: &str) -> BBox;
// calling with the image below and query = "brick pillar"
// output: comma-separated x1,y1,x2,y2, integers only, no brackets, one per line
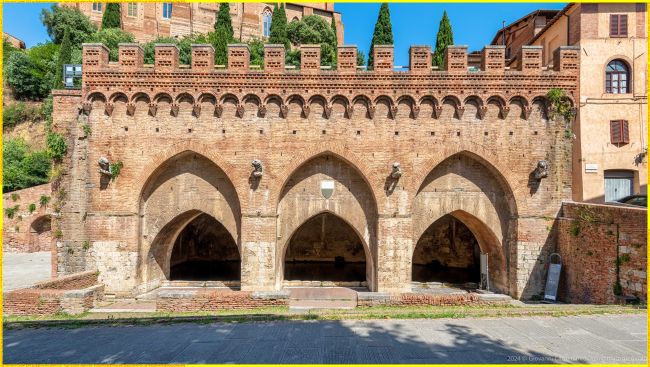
444,45,468,72
480,45,505,73
264,44,285,72
408,45,431,73
118,43,144,70
553,46,580,72
154,44,179,72
518,45,543,72
372,45,394,72
300,44,321,72
191,44,214,71
227,44,250,71
337,45,357,73
239,216,276,291
375,217,412,293
82,43,109,71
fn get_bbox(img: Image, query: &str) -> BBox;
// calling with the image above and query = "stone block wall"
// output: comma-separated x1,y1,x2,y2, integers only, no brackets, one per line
557,202,647,304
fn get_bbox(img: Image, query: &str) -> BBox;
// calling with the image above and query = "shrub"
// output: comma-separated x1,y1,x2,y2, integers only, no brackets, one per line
28,203,37,213
5,205,19,219
3,102,45,128
41,5,97,46
40,195,51,207
85,28,134,61
10,193,20,201
46,132,68,160
287,15,337,67
110,161,124,179
82,123,92,137
3,139,52,192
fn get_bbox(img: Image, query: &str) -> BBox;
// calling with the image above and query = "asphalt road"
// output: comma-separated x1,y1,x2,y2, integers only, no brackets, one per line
4,314,646,364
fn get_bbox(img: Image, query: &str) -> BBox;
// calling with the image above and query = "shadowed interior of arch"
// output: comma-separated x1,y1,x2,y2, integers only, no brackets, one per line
412,214,480,286
169,213,241,281
284,213,366,283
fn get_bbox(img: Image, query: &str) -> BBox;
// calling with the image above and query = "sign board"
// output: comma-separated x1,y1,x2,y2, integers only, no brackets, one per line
320,180,334,199
544,263,562,301
585,163,599,173
480,253,489,291
63,64,82,88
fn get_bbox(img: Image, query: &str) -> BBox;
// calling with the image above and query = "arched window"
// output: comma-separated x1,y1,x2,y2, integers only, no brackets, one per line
262,9,272,37
606,60,630,94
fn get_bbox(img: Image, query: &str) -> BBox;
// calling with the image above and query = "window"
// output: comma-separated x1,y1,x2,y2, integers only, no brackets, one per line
92,3,102,12
610,120,630,145
262,9,272,37
162,3,172,19
127,3,137,17
610,14,628,37
605,60,630,94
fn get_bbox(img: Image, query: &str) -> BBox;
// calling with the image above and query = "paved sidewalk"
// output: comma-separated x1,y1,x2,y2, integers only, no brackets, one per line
3,314,646,364
2,251,51,291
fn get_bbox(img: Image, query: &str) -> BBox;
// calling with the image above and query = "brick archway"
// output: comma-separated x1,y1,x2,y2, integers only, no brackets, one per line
275,153,379,291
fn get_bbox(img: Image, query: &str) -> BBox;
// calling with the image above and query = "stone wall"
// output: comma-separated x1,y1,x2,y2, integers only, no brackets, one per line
52,42,579,299
156,289,289,312
2,184,54,253
557,202,647,304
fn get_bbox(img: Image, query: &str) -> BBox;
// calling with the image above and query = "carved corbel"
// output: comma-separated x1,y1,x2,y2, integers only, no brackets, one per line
170,103,179,117
81,102,92,115
477,106,488,120
280,103,289,118
390,162,403,179
533,160,549,181
367,104,376,119
323,103,332,119
98,157,112,176
214,104,223,118
251,159,263,178
345,104,354,119
455,105,465,119
236,104,245,118
148,103,158,117
126,102,136,116
522,105,533,120
433,105,443,119
389,105,398,119
258,104,267,117
192,104,201,117
302,104,310,118
500,105,510,119
104,102,114,116
412,104,420,119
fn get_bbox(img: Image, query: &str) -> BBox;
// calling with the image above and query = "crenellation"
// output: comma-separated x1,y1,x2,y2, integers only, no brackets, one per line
372,45,394,72
481,45,505,73
300,44,321,72
444,45,468,72
263,44,286,72
553,46,580,72
408,45,431,73
191,44,215,71
337,45,358,73
518,46,543,72
154,44,179,71
227,44,250,71
118,43,144,70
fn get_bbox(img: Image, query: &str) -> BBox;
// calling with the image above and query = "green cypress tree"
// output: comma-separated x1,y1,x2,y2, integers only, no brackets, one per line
432,11,454,67
214,3,234,39
269,4,289,49
367,3,393,68
53,28,72,89
102,3,122,29
330,17,338,65
212,3,235,65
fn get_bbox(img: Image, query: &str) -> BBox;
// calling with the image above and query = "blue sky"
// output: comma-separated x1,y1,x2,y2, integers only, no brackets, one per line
3,2,567,65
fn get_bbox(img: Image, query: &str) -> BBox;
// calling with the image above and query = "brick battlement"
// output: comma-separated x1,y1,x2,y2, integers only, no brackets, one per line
80,43,579,119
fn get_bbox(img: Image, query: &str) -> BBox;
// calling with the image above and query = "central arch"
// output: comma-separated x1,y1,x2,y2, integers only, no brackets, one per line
276,153,378,290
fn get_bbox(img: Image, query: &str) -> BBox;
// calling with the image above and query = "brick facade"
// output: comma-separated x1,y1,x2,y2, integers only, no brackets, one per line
49,41,580,300
2,184,55,254
557,202,647,304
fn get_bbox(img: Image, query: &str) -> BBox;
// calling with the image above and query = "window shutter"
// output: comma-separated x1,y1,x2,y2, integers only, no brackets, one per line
620,15,628,36
610,14,619,36
610,120,630,144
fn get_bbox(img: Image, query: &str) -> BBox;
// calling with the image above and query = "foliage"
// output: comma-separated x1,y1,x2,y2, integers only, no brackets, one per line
40,195,51,207
53,27,72,89
5,205,20,219
248,38,265,66
82,123,92,137
212,3,235,65
3,139,52,192
287,15,337,67
83,241,91,250
55,229,63,239
85,28,135,62
368,3,393,68
3,38,18,65
330,17,338,66
269,4,289,49
214,3,234,39
4,44,58,100
3,102,45,129
102,3,122,29
569,221,580,237
41,5,97,45
286,49,301,67
110,161,124,179
11,193,20,201
46,132,68,160
143,34,209,65
28,203,37,213
41,94,54,127
613,281,623,296
357,50,366,67
433,11,454,67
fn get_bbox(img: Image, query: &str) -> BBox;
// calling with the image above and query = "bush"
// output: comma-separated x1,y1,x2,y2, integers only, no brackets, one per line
3,102,45,128
287,15,337,67
85,28,135,61
2,138,52,192
39,195,51,207
5,52,50,100
46,132,68,160
143,34,209,65
28,203,37,213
